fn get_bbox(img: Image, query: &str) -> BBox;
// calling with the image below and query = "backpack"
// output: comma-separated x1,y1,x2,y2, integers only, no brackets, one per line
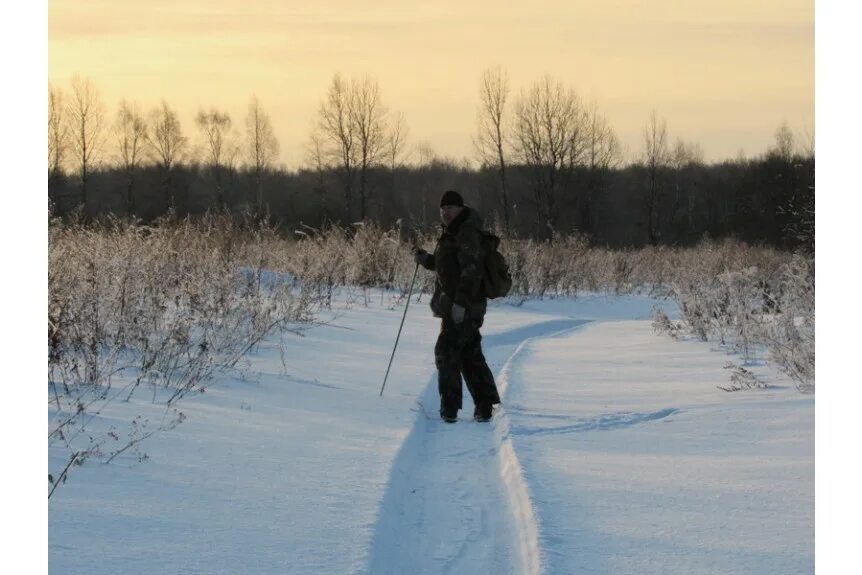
481,232,512,299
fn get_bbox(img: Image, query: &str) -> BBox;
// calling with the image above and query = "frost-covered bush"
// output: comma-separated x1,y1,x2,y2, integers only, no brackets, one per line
763,255,815,392
651,306,682,339
276,223,791,309
671,266,765,358
48,213,316,495
282,222,434,307
469,234,789,302
286,224,352,307
657,244,813,393
348,222,402,287
49,214,314,392
719,363,768,392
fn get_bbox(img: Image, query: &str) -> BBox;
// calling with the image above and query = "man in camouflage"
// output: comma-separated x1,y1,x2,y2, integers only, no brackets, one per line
414,190,501,423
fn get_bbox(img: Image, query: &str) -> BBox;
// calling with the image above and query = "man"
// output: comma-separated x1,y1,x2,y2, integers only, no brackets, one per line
414,190,502,423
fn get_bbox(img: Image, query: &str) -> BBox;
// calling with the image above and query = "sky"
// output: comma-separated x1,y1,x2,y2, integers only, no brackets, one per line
48,0,814,168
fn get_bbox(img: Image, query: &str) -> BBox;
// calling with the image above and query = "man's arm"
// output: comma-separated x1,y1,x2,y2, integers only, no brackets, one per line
414,248,435,270
454,226,484,307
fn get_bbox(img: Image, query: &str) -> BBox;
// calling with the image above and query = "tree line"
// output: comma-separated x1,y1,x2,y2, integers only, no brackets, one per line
47,70,814,251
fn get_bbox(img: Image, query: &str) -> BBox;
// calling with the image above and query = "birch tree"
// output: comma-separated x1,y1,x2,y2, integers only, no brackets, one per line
48,83,68,206
115,100,148,214
244,96,280,218
350,76,389,220
581,101,621,235
387,111,409,172
513,75,586,237
641,110,672,245
475,67,512,232
147,101,187,209
196,108,233,209
67,75,105,208
385,111,409,220
316,74,391,222
317,74,357,222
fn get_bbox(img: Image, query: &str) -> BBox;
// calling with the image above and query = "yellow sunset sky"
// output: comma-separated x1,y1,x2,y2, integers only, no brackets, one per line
49,0,814,167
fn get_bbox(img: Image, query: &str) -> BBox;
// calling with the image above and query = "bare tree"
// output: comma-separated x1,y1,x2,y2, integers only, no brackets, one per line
350,76,389,220
306,129,331,223
581,101,621,236
317,74,357,222
769,122,795,162
67,75,105,209
385,111,410,221
414,141,439,227
417,141,437,166
387,111,409,171
316,74,391,222
668,137,705,240
671,138,704,169
48,83,68,206
641,110,672,245
475,67,512,233
244,96,280,219
147,101,187,209
115,100,148,215
196,108,234,210
584,101,621,171
513,75,586,237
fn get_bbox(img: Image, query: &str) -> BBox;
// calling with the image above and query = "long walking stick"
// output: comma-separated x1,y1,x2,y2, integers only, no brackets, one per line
380,261,419,397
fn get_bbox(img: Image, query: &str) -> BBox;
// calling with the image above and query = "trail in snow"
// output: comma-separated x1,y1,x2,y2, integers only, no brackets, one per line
508,408,678,437
364,319,588,575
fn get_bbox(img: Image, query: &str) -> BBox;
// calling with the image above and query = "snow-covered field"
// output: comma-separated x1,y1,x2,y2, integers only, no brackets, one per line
48,292,814,574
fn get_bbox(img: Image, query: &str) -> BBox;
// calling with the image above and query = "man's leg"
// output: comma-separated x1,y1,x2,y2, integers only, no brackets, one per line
460,323,501,420
435,319,464,420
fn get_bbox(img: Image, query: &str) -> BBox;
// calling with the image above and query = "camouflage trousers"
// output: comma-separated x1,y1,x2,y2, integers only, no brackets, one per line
435,317,501,412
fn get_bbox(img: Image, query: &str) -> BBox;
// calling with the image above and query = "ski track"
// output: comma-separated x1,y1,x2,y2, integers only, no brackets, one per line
364,318,588,575
508,408,679,438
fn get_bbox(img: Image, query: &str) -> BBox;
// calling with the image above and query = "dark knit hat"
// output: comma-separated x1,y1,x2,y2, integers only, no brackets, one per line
439,190,464,208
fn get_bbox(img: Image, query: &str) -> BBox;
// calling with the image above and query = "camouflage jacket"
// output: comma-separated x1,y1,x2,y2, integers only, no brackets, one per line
419,207,488,321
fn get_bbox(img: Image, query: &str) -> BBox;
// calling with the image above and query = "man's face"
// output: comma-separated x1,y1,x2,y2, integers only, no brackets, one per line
440,205,463,226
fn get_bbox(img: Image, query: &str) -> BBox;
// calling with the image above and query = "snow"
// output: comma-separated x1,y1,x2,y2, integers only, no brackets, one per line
504,320,813,574
48,291,813,574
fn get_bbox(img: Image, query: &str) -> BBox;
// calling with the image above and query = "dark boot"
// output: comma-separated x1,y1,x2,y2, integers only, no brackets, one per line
473,403,493,422
440,405,458,423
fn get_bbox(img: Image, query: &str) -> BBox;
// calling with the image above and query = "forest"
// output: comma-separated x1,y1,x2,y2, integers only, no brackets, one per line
47,72,814,251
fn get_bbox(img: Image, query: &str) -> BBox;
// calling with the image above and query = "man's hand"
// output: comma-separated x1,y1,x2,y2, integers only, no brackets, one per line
413,247,429,266
451,303,466,324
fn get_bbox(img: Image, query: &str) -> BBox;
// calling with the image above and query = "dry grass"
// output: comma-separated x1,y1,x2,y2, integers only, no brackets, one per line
48,215,814,495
